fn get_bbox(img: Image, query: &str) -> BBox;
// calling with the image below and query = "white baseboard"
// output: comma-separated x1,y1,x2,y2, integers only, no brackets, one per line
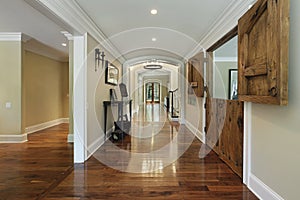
67,133,74,143
185,121,205,144
249,173,284,200
87,135,104,159
0,118,69,143
86,127,113,160
0,134,27,143
25,118,69,135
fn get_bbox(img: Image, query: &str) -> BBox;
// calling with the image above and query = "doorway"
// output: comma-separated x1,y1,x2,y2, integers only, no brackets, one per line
145,82,160,104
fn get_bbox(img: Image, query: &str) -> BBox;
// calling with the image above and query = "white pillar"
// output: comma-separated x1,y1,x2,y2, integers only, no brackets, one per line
73,34,87,163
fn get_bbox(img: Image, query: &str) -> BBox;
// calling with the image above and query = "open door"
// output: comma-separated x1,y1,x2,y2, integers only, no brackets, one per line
205,27,244,178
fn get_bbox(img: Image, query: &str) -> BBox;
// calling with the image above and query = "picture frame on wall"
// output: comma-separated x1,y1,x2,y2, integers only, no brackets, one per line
105,60,119,86
228,69,238,100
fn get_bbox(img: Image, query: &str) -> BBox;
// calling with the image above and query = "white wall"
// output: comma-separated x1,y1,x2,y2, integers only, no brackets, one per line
128,64,179,111
250,1,300,199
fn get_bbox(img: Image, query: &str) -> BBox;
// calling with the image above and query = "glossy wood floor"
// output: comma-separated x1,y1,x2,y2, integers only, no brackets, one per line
46,104,257,200
0,104,258,199
0,124,73,200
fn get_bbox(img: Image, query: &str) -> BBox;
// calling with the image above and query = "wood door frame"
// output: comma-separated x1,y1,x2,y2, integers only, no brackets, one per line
206,26,246,179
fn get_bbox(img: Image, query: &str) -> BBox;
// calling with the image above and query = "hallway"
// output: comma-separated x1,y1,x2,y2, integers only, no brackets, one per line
45,105,257,199
0,105,258,199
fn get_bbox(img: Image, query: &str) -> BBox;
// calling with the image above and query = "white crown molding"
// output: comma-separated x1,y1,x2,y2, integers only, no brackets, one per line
185,0,256,59
31,0,125,63
214,57,238,62
0,32,22,41
123,55,184,68
61,31,73,41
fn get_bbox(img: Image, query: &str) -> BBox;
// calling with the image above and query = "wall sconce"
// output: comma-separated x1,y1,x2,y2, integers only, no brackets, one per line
95,48,105,71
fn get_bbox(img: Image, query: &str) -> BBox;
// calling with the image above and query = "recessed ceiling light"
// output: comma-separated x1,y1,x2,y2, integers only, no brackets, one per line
151,9,158,15
62,43,67,47
152,38,157,42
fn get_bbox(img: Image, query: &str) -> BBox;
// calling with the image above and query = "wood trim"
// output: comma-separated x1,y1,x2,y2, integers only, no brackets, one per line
207,26,238,52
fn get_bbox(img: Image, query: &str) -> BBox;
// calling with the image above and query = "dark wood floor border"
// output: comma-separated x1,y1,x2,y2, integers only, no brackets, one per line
37,165,75,200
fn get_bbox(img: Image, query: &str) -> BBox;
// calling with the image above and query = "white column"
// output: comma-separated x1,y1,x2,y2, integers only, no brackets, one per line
73,34,87,163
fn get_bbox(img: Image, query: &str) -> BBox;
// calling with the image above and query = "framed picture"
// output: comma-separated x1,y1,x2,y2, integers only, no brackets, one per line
105,61,119,85
228,69,238,100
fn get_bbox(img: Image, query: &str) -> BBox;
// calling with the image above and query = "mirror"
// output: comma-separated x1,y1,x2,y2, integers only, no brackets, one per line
105,61,119,86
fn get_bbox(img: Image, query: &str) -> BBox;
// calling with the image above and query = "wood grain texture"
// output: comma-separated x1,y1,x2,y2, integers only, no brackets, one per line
0,105,256,199
0,123,73,200
206,99,244,178
188,53,205,97
44,105,255,200
238,0,290,105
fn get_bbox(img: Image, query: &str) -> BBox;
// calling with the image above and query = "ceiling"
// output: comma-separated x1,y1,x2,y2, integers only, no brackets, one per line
0,0,69,60
0,0,255,63
74,0,239,60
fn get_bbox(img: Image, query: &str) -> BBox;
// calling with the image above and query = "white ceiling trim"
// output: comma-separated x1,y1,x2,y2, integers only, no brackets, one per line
214,57,238,62
32,0,125,63
123,55,183,69
0,32,22,41
185,0,256,59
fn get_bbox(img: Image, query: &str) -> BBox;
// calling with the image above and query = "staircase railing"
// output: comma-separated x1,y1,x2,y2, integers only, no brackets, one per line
169,88,179,118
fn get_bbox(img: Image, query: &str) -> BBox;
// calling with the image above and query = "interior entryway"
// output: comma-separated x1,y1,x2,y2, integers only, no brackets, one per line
145,82,160,104
39,105,257,199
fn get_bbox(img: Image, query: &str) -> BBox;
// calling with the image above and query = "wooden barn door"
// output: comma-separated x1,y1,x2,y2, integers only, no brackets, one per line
238,0,290,105
205,27,244,177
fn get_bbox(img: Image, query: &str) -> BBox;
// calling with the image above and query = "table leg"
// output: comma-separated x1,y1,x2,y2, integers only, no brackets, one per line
104,105,107,138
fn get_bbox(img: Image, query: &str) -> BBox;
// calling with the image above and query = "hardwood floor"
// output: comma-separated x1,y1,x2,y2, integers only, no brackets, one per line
0,105,258,199
0,124,73,200
46,104,257,200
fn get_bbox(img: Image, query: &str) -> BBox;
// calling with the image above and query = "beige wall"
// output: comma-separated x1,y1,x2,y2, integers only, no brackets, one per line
251,0,300,199
0,41,22,135
23,50,69,127
62,62,69,118
185,62,203,140
86,34,122,148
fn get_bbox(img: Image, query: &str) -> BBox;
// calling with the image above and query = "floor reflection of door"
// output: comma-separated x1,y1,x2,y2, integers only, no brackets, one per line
145,82,160,104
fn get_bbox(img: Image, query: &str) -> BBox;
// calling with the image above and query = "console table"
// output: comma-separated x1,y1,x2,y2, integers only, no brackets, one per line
103,100,132,137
